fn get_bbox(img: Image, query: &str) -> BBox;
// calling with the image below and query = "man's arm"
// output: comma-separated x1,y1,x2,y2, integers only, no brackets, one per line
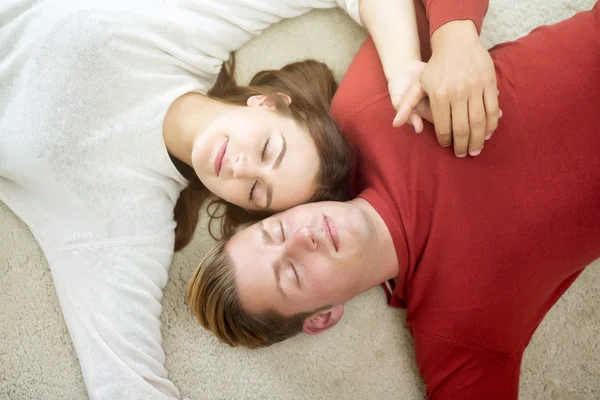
411,326,522,400
424,0,488,36
395,0,501,158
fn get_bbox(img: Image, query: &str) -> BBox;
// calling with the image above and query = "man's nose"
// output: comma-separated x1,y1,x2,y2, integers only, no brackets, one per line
286,226,318,252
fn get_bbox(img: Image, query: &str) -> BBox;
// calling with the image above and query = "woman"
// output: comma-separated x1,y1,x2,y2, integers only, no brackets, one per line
168,58,352,249
0,0,428,399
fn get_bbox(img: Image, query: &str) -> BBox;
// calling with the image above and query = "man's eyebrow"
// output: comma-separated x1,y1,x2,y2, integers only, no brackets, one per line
264,133,286,209
259,221,273,244
259,221,286,296
272,260,287,298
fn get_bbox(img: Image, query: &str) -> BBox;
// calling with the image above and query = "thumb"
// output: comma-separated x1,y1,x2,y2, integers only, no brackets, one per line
409,112,424,133
392,82,427,128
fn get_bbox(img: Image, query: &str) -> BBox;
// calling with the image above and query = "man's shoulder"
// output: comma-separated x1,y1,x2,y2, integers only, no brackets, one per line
332,37,390,131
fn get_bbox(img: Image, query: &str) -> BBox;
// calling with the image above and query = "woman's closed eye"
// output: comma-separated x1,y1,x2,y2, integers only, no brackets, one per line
248,180,258,202
260,138,270,161
248,138,271,203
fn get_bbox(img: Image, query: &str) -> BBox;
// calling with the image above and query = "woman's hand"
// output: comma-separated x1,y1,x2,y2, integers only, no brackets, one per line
389,60,433,133
394,21,501,157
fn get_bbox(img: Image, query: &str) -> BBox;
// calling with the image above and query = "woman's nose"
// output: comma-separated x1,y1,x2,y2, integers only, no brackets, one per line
231,155,258,179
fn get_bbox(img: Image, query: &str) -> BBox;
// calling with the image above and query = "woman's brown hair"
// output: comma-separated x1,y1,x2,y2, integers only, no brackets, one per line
173,56,352,251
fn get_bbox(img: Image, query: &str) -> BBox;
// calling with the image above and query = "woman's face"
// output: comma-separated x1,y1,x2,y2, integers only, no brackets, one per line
191,95,320,212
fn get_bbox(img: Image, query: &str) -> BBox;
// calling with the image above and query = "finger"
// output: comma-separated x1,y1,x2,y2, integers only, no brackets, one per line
393,83,427,128
414,98,433,124
467,93,486,156
486,109,503,140
393,109,424,133
483,84,500,136
429,95,452,147
409,112,424,133
390,96,401,113
451,99,470,157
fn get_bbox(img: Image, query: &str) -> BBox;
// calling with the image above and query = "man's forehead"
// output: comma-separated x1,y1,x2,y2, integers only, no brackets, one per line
228,221,278,270
227,220,284,313
229,221,262,250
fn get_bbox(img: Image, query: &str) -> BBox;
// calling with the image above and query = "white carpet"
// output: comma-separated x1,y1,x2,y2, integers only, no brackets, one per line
1,1,598,399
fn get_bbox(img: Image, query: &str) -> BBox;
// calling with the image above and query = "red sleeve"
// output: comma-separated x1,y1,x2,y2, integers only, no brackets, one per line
331,36,388,132
422,0,489,36
411,326,522,400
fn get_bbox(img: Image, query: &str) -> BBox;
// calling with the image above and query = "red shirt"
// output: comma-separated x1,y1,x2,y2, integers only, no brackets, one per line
414,0,489,60
331,4,600,400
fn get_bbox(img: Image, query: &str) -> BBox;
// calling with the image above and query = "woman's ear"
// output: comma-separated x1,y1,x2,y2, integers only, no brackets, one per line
277,92,292,105
302,304,344,335
247,93,292,108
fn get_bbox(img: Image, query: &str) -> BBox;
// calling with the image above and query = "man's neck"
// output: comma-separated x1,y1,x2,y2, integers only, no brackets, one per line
349,197,401,287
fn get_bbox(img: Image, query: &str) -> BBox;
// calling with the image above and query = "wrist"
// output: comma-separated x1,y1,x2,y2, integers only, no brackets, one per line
384,57,422,81
431,20,478,51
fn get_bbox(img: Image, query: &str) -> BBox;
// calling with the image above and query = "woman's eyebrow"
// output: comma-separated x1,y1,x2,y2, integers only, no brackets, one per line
264,133,287,209
273,133,286,169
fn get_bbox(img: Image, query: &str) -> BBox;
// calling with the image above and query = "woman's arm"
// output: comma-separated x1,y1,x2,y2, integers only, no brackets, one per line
45,238,183,399
359,0,421,80
357,0,426,131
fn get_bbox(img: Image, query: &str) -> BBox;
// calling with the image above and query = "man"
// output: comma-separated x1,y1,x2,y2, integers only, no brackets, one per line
0,0,500,398
187,2,600,400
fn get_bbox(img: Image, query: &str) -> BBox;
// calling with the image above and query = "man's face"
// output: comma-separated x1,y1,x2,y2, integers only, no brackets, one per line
227,201,378,318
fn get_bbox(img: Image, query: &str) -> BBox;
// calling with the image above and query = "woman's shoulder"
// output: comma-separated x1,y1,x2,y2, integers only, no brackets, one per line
17,1,194,55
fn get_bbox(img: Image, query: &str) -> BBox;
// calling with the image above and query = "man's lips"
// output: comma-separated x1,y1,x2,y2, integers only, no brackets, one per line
214,139,228,176
322,215,339,252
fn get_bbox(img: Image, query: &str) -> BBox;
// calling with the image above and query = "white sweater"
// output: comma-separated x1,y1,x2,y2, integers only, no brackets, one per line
0,1,360,399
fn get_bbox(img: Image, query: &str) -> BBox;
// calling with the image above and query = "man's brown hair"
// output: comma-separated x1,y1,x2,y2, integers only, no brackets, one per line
186,227,319,348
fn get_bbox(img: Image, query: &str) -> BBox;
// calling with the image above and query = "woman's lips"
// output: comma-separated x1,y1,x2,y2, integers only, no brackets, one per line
323,215,339,252
214,139,228,176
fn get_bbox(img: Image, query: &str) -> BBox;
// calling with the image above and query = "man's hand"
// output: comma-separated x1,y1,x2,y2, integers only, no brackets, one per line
395,20,501,157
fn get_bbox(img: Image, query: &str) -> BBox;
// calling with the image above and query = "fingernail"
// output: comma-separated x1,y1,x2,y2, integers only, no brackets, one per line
456,153,468,158
499,109,503,118
441,143,452,148
469,148,482,157
485,132,493,140
413,125,418,133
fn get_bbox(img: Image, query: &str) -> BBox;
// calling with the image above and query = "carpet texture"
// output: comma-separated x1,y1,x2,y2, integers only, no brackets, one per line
1,1,598,399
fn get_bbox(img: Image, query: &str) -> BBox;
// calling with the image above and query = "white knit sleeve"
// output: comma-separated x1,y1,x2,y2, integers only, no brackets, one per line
40,236,182,400
289,0,364,25
335,0,363,26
